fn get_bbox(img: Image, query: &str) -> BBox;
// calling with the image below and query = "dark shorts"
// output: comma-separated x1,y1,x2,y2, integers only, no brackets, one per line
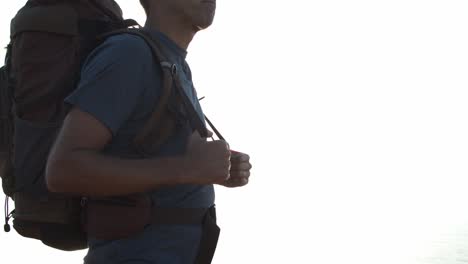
84,224,203,264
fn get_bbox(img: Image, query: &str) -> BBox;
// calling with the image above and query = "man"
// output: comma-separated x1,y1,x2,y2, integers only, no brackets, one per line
45,0,252,263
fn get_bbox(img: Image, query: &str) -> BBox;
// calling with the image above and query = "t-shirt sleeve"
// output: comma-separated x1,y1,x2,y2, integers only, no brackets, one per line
65,35,153,136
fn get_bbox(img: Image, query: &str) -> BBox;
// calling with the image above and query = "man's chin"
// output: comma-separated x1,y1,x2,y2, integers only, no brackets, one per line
194,17,215,30
195,24,212,31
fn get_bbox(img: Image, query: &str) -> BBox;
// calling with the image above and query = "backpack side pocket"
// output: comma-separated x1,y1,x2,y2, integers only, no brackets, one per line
0,66,13,154
0,65,15,196
13,117,61,194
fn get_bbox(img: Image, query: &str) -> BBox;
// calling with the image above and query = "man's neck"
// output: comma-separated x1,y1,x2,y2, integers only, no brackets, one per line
144,11,197,50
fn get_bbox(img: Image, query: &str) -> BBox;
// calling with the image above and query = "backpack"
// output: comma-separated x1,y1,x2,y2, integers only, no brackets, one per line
0,0,210,251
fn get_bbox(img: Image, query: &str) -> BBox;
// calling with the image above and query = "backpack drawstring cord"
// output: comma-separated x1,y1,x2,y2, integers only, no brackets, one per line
4,195,12,232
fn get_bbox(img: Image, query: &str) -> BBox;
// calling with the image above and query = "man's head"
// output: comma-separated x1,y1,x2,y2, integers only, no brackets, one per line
140,0,216,31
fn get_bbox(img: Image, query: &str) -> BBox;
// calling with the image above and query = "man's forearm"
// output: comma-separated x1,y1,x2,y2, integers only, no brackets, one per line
46,150,193,197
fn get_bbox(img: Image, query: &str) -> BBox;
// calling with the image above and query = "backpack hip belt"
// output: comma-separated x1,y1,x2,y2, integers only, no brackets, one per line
83,196,220,264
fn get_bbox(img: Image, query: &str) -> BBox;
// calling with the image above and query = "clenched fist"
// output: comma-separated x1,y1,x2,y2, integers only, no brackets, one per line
218,150,252,188
184,131,231,184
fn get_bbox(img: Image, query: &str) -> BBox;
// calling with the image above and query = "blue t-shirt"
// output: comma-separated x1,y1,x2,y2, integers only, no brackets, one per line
65,29,215,264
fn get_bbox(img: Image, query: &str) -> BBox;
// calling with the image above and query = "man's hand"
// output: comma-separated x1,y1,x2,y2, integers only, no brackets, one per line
219,151,251,188
184,131,231,184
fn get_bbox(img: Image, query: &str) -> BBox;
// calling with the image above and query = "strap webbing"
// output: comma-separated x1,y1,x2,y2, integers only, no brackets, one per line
150,207,208,225
204,115,225,141
130,31,209,139
117,30,179,148
100,29,222,148
172,69,209,138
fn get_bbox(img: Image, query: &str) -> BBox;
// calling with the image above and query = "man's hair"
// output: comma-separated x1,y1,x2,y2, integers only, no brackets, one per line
140,0,150,15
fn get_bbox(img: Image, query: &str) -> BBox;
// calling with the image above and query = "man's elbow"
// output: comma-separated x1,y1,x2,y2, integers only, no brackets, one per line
45,159,73,193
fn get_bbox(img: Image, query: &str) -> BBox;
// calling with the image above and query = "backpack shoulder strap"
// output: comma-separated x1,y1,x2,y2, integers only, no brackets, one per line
118,30,179,149
100,29,212,152
124,30,210,147
99,29,178,151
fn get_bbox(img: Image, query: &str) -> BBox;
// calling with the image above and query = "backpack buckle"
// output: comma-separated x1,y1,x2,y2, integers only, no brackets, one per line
160,62,177,77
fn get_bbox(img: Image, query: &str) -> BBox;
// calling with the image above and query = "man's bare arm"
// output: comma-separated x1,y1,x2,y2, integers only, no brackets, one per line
46,107,231,197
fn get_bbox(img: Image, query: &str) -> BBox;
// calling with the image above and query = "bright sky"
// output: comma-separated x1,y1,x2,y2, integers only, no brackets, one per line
1,1,468,263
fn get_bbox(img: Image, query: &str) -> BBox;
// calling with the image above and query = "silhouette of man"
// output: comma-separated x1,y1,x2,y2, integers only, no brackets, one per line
46,0,252,263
